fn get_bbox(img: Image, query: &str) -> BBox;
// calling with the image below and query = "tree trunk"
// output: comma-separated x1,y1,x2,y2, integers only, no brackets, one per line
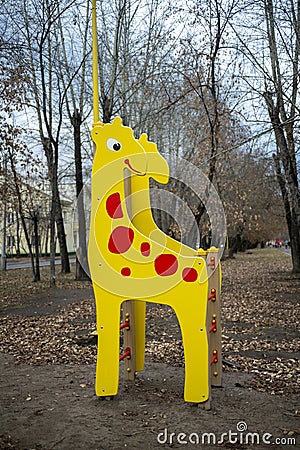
33,212,40,282
53,177,70,274
290,216,300,272
44,137,70,274
15,211,21,257
1,156,7,271
228,234,241,258
49,196,56,287
8,150,38,281
71,109,89,281
264,93,300,272
263,0,300,273
1,192,7,271
44,223,49,257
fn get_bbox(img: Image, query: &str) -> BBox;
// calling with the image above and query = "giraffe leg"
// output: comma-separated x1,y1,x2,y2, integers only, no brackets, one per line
173,296,209,403
94,286,122,397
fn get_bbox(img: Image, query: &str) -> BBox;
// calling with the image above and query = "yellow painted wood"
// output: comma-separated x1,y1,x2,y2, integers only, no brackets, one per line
91,0,99,124
88,117,210,402
93,284,121,396
129,134,201,375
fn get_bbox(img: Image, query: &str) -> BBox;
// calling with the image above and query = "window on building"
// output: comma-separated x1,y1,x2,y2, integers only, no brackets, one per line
73,232,78,248
7,236,15,248
8,211,14,225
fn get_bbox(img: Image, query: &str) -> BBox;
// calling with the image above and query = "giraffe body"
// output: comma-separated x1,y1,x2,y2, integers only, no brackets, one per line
89,117,209,403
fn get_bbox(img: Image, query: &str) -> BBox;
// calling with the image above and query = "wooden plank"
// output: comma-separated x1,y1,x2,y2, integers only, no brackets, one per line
122,169,136,381
122,301,136,381
207,249,222,387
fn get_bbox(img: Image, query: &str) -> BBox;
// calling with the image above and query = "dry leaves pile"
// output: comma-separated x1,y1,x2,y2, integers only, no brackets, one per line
0,300,96,365
0,249,299,397
146,250,300,396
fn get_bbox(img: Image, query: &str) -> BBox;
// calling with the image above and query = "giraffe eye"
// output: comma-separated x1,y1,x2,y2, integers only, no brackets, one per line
107,138,122,151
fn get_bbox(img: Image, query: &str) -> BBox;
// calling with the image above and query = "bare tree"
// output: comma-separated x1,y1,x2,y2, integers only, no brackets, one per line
0,30,29,271
2,0,82,284
264,0,300,272
7,148,40,281
232,0,300,272
142,0,241,246
56,3,91,280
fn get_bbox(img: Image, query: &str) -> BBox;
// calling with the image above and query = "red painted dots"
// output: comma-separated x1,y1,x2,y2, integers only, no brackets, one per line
182,267,198,282
154,254,178,276
141,242,151,256
121,267,131,276
106,192,123,219
108,226,134,254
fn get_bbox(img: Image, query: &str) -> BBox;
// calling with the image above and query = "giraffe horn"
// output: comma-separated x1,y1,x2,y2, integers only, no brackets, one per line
112,116,123,126
139,133,148,143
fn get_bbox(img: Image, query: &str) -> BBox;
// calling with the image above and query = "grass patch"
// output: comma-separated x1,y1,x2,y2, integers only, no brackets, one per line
236,247,290,260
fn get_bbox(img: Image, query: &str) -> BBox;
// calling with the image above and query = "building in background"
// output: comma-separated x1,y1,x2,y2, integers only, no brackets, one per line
0,179,76,258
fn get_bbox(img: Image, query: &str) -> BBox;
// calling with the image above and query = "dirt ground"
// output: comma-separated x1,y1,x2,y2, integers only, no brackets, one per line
0,249,299,450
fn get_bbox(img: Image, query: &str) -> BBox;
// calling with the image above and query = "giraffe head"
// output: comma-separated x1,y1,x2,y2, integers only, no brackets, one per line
138,133,169,185
91,117,147,176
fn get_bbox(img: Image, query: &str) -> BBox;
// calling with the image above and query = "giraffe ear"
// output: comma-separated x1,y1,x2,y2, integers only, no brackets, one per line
139,134,159,153
139,133,148,144
112,116,123,126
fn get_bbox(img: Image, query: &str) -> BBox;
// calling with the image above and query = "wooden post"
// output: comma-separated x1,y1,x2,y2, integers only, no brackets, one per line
122,301,136,381
207,247,222,387
196,248,211,410
122,169,137,381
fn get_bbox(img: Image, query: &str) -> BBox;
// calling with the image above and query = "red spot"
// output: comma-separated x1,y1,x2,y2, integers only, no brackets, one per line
141,242,151,256
182,267,198,282
121,267,131,276
108,226,134,254
154,254,178,276
106,192,123,219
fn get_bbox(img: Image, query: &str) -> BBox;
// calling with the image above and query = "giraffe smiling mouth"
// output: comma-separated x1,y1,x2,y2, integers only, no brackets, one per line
124,158,142,174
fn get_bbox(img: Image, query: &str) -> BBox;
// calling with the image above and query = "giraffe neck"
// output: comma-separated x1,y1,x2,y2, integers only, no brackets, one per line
98,179,131,224
130,173,156,233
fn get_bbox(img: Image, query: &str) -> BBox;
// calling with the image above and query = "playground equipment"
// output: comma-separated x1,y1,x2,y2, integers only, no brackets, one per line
89,0,222,408
88,117,222,407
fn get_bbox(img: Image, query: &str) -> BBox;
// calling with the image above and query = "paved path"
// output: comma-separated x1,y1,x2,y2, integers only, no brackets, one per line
6,258,76,270
277,247,291,256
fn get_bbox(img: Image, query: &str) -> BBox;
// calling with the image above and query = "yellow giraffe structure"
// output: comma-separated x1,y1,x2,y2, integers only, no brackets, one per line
125,133,222,392
129,133,205,372
88,117,209,404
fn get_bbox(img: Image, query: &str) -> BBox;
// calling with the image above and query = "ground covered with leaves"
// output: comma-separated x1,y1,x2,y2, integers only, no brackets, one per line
0,249,299,449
